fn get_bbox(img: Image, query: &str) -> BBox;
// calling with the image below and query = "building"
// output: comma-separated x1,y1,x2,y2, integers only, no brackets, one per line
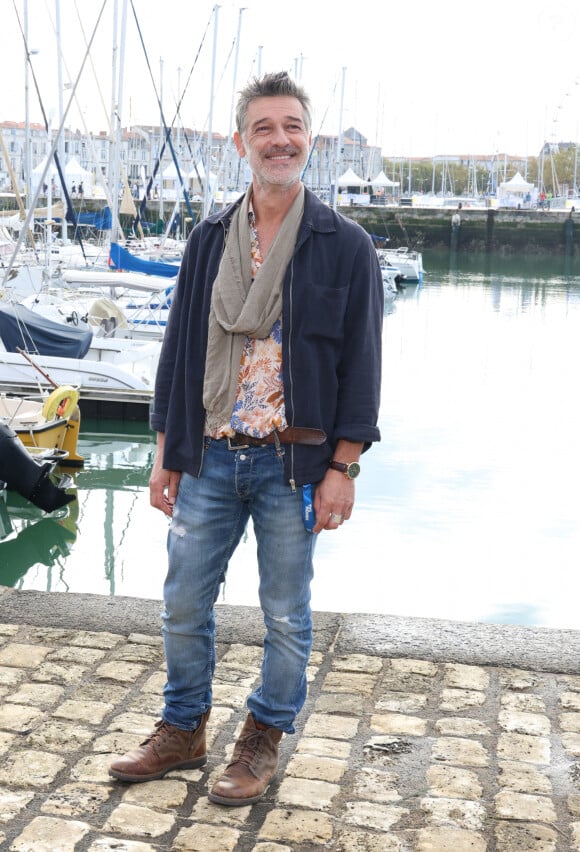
0,119,382,203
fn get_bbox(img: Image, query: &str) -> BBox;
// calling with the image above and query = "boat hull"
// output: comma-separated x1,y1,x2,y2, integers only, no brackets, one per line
0,394,84,466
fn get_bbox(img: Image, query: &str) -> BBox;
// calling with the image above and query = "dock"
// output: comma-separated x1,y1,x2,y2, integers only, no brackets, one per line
0,588,579,850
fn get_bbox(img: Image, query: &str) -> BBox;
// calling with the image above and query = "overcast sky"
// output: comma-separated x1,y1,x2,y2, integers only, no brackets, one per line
4,0,580,160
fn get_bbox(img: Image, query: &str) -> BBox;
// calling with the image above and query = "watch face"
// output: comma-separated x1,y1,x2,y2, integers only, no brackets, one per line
347,462,361,479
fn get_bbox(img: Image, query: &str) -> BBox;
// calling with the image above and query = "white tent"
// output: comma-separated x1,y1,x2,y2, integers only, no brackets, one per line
64,157,93,197
162,162,180,179
371,170,400,188
337,168,368,186
30,157,58,193
161,162,182,200
64,156,92,183
498,171,537,207
499,171,534,193
188,162,217,194
32,157,58,179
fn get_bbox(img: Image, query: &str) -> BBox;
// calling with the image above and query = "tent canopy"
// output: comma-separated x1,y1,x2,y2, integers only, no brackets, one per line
371,170,400,188
499,171,534,193
64,157,92,183
337,168,368,187
162,162,180,179
188,162,217,191
32,157,58,177
30,157,58,193
188,162,217,181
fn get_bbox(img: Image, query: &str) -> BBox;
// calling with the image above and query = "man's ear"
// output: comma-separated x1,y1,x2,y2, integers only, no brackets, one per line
233,131,245,158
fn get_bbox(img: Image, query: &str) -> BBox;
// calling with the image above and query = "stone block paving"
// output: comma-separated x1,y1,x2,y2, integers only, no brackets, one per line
0,620,580,850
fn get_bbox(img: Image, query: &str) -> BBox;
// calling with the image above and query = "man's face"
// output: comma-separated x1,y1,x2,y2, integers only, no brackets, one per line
234,96,311,190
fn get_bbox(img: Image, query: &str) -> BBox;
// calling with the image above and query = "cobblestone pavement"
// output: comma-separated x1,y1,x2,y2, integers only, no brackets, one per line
0,590,580,850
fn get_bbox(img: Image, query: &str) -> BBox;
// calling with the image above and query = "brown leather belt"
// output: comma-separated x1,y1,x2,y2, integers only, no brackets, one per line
226,427,326,449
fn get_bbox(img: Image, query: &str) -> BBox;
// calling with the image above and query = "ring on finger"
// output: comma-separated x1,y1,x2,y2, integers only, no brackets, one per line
330,512,343,524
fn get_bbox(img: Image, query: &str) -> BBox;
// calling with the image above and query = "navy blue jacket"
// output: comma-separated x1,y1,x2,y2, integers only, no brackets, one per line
150,187,383,487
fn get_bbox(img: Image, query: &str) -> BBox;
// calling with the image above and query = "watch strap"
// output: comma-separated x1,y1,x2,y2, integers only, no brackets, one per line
329,459,360,478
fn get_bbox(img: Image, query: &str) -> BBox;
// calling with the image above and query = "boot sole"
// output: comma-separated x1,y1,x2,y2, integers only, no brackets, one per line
109,754,207,783
208,786,268,807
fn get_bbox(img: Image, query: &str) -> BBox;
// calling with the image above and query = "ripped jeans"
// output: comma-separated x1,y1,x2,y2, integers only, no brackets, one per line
161,437,317,734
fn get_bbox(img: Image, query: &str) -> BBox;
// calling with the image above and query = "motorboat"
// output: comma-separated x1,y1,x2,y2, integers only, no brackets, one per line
377,247,423,282
26,272,175,341
0,386,84,466
0,301,158,414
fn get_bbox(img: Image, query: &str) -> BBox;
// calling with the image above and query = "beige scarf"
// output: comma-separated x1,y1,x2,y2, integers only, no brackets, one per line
203,185,305,426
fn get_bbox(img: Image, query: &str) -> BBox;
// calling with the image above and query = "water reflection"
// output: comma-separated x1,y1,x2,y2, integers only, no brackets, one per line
0,497,78,586
0,424,167,597
3,253,580,630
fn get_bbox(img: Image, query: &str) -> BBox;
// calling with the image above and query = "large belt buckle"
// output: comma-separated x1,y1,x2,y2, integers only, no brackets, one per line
227,435,249,451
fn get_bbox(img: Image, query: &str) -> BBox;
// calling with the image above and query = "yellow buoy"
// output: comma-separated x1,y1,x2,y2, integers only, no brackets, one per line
41,386,80,422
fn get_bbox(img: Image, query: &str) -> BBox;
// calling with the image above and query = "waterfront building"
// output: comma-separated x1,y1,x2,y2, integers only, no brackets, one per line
0,119,382,203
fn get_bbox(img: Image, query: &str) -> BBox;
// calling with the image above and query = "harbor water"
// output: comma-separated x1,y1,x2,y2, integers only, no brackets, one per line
2,249,580,629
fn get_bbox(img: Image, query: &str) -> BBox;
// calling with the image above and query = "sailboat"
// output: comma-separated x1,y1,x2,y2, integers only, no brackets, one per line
22,240,179,339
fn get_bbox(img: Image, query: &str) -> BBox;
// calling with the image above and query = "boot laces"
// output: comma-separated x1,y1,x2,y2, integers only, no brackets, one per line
140,720,174,750
231,730,267,770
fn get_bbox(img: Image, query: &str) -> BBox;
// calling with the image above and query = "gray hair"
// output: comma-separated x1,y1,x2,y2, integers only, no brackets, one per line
235,71,312,135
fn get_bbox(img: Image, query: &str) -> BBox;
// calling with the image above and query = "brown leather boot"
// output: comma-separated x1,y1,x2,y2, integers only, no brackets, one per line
109,709,210,783
209,713,283,806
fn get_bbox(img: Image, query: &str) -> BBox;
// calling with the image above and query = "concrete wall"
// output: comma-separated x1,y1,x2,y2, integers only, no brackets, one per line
345,206,578,255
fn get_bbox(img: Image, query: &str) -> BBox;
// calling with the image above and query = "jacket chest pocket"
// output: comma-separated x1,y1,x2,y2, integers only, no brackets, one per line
299,282,349,342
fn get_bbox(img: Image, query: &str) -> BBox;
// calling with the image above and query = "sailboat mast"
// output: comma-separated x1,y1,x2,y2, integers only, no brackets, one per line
107,0,119,235
221,6,245,207
204,4,219,219
55,0,67,242
24,0,32,204
159,57,164,221
333,67,346,212
110,0,128,241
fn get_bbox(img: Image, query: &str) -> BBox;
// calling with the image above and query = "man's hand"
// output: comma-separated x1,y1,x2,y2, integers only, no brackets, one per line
312,439,362,533
313,468,355,533
149,433,181,516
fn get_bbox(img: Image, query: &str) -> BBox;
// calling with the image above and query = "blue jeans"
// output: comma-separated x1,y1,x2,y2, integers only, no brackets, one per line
161,437,317,734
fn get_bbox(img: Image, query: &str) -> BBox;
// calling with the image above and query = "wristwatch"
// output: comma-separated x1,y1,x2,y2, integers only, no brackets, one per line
329,460,361,479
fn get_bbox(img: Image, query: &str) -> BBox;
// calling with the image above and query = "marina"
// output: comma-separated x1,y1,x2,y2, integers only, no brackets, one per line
1,0,580,632
2,6,580,849
2,249,580,630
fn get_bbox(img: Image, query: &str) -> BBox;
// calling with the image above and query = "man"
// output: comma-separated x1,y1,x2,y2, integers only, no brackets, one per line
110,71,383,806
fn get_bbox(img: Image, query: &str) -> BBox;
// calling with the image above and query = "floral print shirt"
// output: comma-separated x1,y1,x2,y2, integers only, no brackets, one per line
207,205,287,439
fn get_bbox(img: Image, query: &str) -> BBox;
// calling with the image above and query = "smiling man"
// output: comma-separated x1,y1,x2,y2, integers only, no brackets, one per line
109,71,383,806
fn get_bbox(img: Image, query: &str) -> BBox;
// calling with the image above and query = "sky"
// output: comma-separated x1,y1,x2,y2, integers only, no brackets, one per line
4,0,580,160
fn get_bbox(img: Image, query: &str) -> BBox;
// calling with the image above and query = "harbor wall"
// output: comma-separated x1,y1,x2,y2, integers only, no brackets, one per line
343,206,578,256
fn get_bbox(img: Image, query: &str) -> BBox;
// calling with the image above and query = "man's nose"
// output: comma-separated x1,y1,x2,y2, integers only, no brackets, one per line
270,125,290,146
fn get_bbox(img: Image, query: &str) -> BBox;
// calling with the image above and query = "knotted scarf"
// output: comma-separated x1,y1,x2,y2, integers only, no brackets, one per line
203,185,305,427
